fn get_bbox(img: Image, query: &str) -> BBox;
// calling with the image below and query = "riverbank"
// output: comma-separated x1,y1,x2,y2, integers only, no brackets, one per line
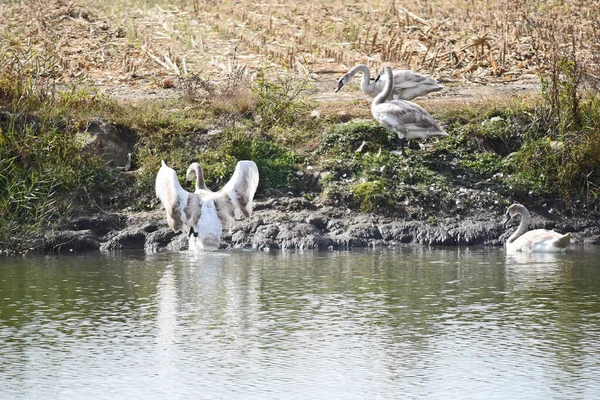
2,75,599,255
2,0,599,255
39,193,600,254
2,73,599,256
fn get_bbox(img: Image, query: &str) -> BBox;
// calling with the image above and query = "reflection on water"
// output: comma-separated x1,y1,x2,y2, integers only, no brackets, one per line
1,246,600,399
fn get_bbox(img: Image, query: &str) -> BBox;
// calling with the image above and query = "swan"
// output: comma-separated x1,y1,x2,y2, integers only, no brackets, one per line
371,66,448,154
502,203,571,252
335,64,443,100
155,160,259,250
186,162,209,192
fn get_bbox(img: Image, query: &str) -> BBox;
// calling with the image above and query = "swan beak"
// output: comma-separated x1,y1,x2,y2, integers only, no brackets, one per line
374,73,381,83
334,80,344,92
501,214,511,226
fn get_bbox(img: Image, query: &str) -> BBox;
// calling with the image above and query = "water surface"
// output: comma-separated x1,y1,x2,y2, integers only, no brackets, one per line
1,245,600,399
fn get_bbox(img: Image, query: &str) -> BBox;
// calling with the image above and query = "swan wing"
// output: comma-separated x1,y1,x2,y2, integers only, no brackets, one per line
388,99,430,116
510,230,570,252
392,71,443,95
155,161,202,233
373,70,443,100
395,84,444,100
215,160,260,225
392,70,436,87
552,232,571,249
377,101,447,137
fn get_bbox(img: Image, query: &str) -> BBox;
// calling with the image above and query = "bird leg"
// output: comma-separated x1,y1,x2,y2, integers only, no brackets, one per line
188,227,198,238
393,137,407,155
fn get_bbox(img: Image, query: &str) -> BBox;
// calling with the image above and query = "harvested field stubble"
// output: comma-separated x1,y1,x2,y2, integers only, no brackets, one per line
1,0,599,93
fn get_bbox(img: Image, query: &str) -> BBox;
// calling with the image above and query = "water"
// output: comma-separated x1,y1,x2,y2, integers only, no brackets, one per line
1,245,600,399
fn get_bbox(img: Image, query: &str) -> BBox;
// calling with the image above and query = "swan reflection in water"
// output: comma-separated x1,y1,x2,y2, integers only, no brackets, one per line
153,250,262,353
503,250,573,292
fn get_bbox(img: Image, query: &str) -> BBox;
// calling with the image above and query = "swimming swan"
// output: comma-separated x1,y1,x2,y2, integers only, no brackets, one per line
335,64,443,100
156,160,259,250
371,66,448,154
502,203,571,252
186,162,209,192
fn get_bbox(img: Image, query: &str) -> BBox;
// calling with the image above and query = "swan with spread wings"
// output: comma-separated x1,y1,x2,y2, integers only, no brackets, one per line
155,160,259,250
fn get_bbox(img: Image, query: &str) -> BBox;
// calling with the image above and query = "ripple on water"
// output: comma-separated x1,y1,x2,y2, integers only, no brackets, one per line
1,247,600,399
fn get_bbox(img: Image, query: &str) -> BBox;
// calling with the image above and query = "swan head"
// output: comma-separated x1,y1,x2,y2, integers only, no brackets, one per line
374,67,385,83
501,203,530,225
335,75,348,92
186,162,200,181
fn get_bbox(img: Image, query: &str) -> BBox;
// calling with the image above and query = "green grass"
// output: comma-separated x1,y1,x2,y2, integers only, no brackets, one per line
318,94,600,216
0,105,119,253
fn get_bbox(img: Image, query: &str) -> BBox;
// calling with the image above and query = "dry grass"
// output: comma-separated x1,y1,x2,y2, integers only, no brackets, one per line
1,0,599,97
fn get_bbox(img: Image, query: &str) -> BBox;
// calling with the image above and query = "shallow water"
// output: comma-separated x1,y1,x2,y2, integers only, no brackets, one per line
1,245,600,399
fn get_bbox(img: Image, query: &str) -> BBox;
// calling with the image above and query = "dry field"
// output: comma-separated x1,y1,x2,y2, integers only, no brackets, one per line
1,0,599,101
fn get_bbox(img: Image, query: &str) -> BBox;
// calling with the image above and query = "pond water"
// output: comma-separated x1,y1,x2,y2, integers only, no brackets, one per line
1,245,600,399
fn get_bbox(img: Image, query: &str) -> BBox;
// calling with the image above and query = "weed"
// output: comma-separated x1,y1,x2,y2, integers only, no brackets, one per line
252,70,313,131
351,180,386,212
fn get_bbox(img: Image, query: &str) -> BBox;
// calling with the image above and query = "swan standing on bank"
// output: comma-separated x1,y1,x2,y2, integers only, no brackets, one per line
371,66,448,154
502,204,571,252
335,64,443,100
156,160,259,250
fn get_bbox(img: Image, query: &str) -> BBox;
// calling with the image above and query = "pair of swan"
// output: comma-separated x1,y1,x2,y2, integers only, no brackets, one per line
157,163,572,253
156,160,259,250
371,66,448,154
502,204,571,252
335,64,443,101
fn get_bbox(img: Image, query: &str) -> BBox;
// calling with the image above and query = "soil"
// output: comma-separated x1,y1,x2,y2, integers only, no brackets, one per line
45,194,600,254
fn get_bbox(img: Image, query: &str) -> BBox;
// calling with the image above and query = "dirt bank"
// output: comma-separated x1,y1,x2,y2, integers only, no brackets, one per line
42,194,600,254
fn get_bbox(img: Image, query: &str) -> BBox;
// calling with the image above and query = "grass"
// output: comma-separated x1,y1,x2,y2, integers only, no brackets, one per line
318,91,600,217
0,101,119,253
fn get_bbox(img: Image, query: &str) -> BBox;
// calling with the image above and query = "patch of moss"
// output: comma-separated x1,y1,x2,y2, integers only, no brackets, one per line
351,180,386,212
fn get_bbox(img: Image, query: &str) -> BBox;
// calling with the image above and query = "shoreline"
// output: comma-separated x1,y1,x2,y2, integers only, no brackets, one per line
38,197,600,255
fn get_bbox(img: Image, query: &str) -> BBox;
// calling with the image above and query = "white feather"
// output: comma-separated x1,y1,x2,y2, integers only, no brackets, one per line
503,204,571,253
219,160,259,219
371,67,447,153
156,160,259,250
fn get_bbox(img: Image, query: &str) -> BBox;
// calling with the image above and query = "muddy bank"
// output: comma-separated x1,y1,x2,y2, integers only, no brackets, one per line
42,197,600,254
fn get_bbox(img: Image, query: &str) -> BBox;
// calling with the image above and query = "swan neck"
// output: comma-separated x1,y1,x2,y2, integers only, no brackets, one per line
349,65,372,93
195,165,207,191
507,212,531,243
373,68,393,106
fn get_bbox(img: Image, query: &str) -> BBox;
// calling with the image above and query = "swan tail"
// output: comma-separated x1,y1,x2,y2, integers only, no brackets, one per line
553,232,571,249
